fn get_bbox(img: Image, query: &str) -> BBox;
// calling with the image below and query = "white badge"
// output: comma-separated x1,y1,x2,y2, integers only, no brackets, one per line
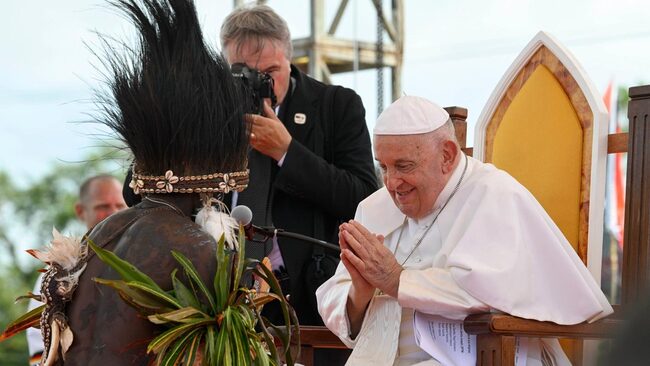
294,113,306,125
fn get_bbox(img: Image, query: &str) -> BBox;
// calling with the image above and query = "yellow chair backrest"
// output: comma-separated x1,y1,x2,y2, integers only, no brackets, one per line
474,31,608,281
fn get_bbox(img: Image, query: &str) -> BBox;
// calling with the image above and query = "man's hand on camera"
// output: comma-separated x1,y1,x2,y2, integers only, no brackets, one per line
246,101,292,161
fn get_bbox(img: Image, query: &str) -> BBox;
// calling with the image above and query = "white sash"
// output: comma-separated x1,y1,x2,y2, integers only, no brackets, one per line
346,295,402,366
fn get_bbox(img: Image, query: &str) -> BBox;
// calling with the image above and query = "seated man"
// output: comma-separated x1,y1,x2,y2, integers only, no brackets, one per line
317,96,613,365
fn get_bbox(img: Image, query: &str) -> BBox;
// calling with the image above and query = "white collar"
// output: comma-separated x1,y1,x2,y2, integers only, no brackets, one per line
409,207,436,227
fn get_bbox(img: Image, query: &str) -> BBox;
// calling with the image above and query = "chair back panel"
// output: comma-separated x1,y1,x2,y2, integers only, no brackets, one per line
475,32,607,273
489,64,585,252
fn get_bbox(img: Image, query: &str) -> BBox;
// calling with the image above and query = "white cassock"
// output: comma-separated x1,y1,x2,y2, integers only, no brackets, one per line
316,154,613,366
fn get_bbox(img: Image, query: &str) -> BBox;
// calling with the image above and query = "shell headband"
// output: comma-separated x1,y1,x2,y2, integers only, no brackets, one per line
129,168,249,195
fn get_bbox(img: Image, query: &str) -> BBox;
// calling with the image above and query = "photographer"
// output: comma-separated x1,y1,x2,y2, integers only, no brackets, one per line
220,2,377,331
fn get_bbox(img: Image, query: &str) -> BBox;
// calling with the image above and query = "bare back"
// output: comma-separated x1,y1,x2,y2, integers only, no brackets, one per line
63,201,217,366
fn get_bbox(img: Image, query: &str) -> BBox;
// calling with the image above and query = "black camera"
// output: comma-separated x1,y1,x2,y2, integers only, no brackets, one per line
231,63,277,115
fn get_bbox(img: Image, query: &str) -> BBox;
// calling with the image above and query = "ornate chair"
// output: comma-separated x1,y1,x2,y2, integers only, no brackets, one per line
465,31,649,366
463,87,648,366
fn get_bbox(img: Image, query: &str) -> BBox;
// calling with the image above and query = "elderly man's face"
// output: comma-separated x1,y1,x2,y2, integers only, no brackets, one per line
76,178,127,229
225,40,292,106
374,133,450,219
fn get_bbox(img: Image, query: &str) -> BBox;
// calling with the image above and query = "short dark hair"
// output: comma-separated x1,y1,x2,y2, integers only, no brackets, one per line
78,175,119,203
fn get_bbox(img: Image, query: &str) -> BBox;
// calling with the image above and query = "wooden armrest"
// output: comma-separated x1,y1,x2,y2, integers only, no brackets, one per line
299,326,348,349
272,326,349,366
464,312,622,339
608,132,628,154
271,325,347,349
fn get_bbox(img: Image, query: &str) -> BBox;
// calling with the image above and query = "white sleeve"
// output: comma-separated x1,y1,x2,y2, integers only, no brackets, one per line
316,203,368,349
316,261,358,348
446,172,613,324
398,267,489,320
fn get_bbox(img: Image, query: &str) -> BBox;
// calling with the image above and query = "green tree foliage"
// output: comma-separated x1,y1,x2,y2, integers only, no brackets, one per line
618,85,630,131
0,146,129,365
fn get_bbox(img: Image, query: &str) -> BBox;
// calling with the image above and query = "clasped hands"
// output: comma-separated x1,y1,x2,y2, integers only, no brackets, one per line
339,220,403,300
245,101,292,161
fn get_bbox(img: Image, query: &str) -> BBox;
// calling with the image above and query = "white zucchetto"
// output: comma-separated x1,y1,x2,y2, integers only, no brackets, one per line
374,96,450,135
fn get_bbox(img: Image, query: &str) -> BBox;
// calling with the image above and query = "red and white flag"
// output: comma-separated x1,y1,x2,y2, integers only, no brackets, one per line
603,81,625,248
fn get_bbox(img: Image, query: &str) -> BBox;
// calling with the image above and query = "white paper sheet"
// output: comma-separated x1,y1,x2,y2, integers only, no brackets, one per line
413,312,529,366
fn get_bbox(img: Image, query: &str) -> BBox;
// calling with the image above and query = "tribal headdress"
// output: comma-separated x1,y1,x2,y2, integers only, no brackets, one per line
98,0,251,196
97,0,253,249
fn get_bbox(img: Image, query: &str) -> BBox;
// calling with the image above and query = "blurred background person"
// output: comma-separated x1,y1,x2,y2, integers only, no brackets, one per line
26,174,126,366
73,175,127,229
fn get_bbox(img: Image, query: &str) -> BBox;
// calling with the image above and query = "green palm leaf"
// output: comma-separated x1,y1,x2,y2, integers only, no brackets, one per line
159,328,201,366
148,319,213,355
183,329,203,365
213,235,231,312
206,325,217,365
171,269,201,309
88,239,163,292
253,264,299,364
215,323,230,365
148,306,210,325
0,304,45,341
251,300,281,365
126,281,183,309
228,310,251,365
171,250,216,311
184,331,205,366
92,278,177,314
251,340,272,366
231,226,246,293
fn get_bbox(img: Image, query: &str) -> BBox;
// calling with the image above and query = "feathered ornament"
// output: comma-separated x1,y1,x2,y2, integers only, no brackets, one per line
28,228,87,271
26,228,88,366
195,194,238,250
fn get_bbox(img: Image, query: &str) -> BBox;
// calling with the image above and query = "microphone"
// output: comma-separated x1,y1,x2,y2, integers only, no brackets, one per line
230,205,253,232
231,205,280,240
230,205,269,240
230,205,340,252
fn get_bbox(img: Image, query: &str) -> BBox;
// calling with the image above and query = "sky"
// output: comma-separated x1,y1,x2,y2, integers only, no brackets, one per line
2,0,650,187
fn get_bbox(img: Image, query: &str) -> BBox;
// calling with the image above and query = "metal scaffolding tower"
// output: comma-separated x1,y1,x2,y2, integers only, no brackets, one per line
292,0,404,103
233,0,404,103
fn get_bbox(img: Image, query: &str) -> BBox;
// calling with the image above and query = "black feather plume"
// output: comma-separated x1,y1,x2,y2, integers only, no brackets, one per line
95,0,250,177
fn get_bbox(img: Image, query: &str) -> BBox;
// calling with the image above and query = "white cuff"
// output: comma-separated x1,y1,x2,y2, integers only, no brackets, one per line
277,151,287,166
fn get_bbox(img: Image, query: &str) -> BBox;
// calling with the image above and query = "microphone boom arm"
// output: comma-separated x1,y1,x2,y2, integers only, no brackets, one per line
252,226,341,253
274,230,341,253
